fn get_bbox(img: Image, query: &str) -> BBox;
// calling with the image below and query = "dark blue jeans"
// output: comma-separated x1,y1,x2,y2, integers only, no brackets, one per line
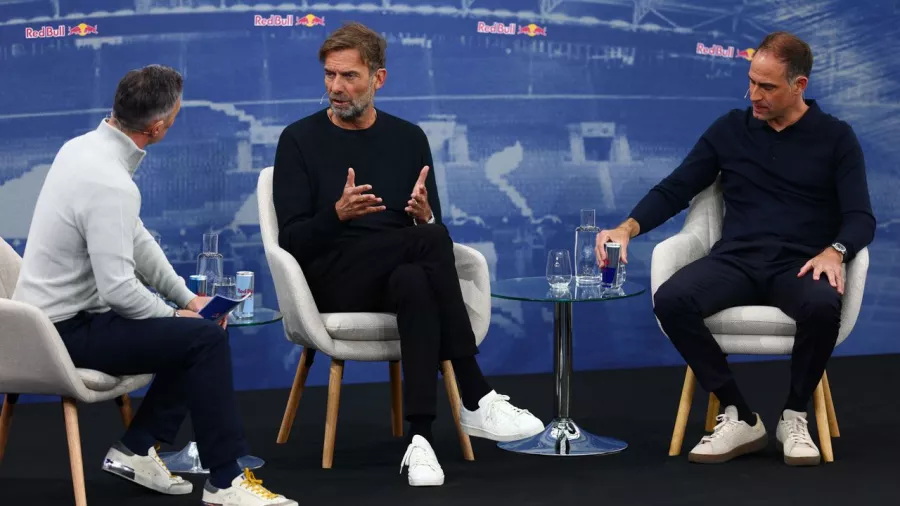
54,310,248,469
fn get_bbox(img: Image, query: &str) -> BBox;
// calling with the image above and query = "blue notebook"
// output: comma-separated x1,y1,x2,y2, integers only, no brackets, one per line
198,293,251,321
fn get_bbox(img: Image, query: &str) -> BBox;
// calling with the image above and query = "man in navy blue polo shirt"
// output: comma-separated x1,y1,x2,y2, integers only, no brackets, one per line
595,32,875,466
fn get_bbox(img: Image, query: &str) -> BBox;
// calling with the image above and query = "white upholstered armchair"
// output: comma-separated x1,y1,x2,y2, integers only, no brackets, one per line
255,166,492,468
650,177,869,463
0,237,152,506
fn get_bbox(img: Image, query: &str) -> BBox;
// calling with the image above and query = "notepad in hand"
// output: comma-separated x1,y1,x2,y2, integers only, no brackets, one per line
198,293,251,321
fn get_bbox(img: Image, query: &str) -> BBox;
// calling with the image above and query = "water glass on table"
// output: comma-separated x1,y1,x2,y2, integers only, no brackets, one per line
213,276,236,299
546,249,573,291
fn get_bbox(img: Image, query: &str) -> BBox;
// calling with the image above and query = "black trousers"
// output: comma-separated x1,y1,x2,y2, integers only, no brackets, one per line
307,224,480,419
653,250,842,411
54,310,248,470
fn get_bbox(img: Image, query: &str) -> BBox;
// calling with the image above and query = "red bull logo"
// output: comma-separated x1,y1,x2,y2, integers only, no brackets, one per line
296,13,325,27
477,21,548,37
696,42,755,61
25,25,66,39
254,14,294,27
68,23,98,37
736,48,756,61
518,23,547,37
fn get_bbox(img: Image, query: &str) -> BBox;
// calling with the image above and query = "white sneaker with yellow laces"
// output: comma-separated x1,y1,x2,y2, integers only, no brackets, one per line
101,442,192,495
201,469,297,506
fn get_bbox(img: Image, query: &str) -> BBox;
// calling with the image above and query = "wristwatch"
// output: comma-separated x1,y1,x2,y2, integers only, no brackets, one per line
414,213,435,226
831,242,847,258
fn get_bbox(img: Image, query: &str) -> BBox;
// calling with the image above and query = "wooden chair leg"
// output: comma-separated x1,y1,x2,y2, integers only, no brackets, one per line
813,379,834,463
389,361,403,437
0,394,18,465
822,371,840,437
705,393,720,432
62,398,87,506
115,394,133,429
441,361,474,461
322,359,344,469
277,348,314,444
669,366,696,456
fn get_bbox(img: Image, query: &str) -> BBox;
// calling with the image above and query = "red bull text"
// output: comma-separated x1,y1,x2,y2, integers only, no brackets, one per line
477,21,547,37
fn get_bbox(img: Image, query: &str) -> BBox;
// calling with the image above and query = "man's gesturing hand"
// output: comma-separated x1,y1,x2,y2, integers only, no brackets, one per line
405,165,433,223
335,168,386,221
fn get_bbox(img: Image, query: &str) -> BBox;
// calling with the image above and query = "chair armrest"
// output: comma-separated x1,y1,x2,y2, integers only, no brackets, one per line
837,246,869,343
0,299,87,398
650,232,708,298
262,246,336,354
453,243,492,345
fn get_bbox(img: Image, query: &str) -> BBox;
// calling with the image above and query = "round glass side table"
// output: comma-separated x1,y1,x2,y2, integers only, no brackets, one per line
159,308,283,474
490,278,645,456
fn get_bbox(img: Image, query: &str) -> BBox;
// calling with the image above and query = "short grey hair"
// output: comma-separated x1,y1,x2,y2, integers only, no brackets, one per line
112,64,183,131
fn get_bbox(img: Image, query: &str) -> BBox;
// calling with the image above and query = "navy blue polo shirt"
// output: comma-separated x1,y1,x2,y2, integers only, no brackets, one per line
629,99,875,262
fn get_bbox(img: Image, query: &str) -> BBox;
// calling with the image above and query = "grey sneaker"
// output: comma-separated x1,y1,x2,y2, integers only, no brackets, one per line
101,442,192,495
688,405,768,464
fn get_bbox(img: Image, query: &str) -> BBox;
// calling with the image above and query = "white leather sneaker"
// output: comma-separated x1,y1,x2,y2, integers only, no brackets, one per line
399,435,444,487
201,469,297,506
688,405,768,464
101,442,192,495
776,409,821,466
460,390,545,442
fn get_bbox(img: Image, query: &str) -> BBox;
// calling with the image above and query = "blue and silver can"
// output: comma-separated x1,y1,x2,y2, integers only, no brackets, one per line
188,274,208,297
235,271,255,318
601,242,621,288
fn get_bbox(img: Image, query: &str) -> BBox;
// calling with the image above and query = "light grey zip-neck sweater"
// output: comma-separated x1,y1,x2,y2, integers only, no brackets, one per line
13,120,195,322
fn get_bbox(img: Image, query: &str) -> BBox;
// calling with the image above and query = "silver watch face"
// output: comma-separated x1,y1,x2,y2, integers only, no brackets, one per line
833,243,846,254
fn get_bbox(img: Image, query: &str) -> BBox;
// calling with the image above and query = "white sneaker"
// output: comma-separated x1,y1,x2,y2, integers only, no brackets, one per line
776,409,821,466
101,442,192,495
399,435,444,487
201,469,297,506
688,405,768,464
459,390,545,442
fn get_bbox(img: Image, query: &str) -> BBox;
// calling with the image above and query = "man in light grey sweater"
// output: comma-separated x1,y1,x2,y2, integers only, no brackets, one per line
13,65,296,506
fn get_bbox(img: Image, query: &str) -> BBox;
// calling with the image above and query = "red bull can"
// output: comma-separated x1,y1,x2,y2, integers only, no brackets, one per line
601,242,621,288
188,274,208,296
235,271,254,318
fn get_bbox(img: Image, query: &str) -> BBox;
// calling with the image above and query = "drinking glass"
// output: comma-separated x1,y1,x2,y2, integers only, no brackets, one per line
546,249,572,290
213,276,236,299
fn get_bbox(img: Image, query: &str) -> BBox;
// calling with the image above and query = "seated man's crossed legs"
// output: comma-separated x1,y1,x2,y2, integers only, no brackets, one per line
308,224,544,486
56,312,296,506
653,252,841,466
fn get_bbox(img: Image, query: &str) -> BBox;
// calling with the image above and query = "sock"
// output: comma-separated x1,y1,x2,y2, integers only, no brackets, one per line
783,394,808,415
407,415,434,445
120,428,156,457
713,380,754,423
210,461,242,489
451,356,492,411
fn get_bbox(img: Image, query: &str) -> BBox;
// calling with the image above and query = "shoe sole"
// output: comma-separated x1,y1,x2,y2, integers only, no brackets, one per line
775,440,821,466
409,477,445,487
461,423,543,442
688,433,768,464
101,458,193,495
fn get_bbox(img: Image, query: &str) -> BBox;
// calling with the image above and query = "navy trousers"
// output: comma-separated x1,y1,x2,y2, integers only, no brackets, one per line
653,248,843,411
54,310,247,470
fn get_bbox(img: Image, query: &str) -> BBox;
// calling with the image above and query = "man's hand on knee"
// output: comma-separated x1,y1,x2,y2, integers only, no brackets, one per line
797,248,844,295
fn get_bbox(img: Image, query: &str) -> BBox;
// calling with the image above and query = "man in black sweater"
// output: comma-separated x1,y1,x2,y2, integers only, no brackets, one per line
596,32,875,466
272,22,543,486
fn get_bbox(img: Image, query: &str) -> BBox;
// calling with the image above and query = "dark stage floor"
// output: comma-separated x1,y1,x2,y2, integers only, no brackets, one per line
2,354,898,505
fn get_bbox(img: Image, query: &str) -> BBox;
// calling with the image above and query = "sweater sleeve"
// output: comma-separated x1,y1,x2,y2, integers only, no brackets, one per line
273,128,347,266
133,221,195,308
419,128,442,224
627,116,725,235
80,184,176,319
832,124,876,262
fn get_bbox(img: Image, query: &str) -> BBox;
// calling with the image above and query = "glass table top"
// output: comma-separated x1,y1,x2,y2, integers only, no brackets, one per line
227,307,283,327
491,277,645,303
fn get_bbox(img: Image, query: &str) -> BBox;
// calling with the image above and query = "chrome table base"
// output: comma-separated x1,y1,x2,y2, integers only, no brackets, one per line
498,300,627,456
498,418,627,456
159,441,265,474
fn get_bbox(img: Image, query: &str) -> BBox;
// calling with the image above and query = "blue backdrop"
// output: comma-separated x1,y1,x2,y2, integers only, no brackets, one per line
1,1,898,398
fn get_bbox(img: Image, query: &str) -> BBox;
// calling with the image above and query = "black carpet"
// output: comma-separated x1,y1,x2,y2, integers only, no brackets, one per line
2,354,898,505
